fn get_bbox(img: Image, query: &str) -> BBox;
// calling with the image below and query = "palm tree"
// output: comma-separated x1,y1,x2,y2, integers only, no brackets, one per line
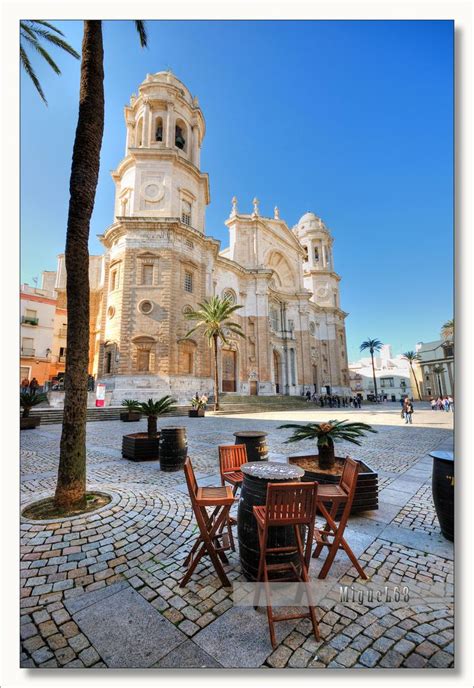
54,21,148,510
279,420,377,470
402,351,422,400
20,391,48,418
20,20,80,103
184,296,245,411
139,397,176,438
441,319,454,340
360,338,383,401
432,364,445,396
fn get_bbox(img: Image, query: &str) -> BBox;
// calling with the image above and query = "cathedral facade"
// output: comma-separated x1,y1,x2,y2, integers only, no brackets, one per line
56,71,351,404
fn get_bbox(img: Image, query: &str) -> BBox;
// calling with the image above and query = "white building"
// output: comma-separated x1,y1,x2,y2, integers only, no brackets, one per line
349,344,412,401
414,339,454,398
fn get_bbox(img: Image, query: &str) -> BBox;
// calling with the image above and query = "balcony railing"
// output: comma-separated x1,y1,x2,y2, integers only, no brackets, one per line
21,316,39,326
21,347,35,357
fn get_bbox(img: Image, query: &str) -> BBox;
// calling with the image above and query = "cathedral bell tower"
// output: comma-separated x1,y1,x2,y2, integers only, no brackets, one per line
95,72,215,403
112,70,210,232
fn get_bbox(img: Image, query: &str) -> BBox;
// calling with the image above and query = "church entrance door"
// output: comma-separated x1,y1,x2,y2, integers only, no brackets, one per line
222,350,237,392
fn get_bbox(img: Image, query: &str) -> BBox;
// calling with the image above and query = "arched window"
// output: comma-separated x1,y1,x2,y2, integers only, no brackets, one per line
181,200,192,226
222,289,236,304
175,119,187,151
178,340,196,375
136,118,143,147
155,116,163,142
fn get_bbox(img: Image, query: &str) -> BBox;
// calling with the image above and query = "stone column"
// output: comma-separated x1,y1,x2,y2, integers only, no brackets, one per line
192,126,200,167
165,103,174,148
142,99,150,147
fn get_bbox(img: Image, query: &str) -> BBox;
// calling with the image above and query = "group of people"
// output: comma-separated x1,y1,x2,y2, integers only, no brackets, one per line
20,377,39,393
304,390,362,408
430,396,454,412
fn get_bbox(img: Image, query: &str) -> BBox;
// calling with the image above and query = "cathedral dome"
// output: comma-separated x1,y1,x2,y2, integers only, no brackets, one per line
296,211,330,235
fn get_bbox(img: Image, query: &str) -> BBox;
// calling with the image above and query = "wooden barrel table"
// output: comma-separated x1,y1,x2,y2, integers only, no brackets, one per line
233,431,268,462
237,461,304,581
430,450,454,541
159,427,188,472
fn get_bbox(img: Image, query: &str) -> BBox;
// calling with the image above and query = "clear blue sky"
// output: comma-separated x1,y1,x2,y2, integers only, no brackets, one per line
20,20,453,362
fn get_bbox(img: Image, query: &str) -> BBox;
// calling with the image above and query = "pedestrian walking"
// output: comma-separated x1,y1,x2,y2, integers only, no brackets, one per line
448,395,454,412
29,377,39,393
443,396,450,412
403,399,414,424
21,377,30,392
430,398,436,411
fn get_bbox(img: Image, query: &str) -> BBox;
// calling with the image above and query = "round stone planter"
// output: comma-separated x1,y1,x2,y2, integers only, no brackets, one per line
20,416,41,430
288,454,379,516
122,433,160,461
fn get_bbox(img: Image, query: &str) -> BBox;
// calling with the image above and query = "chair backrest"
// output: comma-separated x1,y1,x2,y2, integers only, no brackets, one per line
339,457,360,496
218,444,248,475
265,481,318,526
183,457,198,501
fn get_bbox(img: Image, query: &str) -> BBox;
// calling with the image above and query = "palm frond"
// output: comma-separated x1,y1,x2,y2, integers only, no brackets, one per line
360,338,383,353
134,20,148,48
20,45,46,102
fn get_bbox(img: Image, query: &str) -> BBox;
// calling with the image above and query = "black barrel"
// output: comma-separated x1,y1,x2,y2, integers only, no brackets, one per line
237,462,304,581
233,431,268,462
430,451,454,541
159,427,188,472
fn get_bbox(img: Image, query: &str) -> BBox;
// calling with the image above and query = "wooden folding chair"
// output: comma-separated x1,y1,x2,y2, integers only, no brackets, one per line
253,481,320,648
312,457,368,580
218,444,248,494
180,458,235,588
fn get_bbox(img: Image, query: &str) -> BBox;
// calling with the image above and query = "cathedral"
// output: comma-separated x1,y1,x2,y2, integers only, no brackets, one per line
55,71,351,404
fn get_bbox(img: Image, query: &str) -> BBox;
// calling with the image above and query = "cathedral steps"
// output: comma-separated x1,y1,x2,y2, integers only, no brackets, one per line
28,406,190,426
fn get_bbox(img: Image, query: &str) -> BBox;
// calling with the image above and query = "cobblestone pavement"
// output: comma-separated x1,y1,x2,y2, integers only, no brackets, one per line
20,407,454,669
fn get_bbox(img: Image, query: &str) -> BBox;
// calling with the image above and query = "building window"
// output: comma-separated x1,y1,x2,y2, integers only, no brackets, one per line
107,306,115,319
288,319,295,333
222,289,236,304
314,246,319,262
175,120,186,150
155,117,163,142
142,264,154,285
182,200,192,226
138,300,153,315
380,377,394,388
185,238,194,249
110,269,118,291
184,271,193,293
22,337,35,356
303,245,309,261
22,309,38,325
443,344,454,358
59,346,67,362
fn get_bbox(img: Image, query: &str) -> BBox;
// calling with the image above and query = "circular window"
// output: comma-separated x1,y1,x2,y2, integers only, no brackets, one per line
107,306,115,319
138,300,153,315
222,289,236,304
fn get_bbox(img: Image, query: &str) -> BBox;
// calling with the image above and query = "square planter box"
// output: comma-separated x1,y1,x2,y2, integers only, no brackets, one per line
188,409,205,417
288,454,378,516
120,412,142,422
122,433,160,461
20,416,41,430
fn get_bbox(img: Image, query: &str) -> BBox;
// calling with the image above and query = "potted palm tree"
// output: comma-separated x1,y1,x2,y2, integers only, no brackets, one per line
279,419,379,514
360,338,383,401
20,392,48,430
120,399,142,422
184,296,245,411
122,396,176,461
189,394,208,417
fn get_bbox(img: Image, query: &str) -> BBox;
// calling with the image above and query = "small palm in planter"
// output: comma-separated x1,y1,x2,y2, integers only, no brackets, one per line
122,396,176,462
120,399,141,422
20,392,47,429
279,420,377,470
189,394,208,417
280,420,379,515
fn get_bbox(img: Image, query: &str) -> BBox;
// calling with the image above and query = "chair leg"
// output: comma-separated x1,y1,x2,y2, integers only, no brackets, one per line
262,558,277,648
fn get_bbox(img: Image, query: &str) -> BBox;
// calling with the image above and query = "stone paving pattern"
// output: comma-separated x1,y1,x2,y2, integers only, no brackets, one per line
19,406,454,669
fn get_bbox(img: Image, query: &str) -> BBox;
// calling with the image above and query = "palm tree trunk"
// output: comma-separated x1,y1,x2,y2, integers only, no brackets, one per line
55,21,104,509
318,438,335,469
410,362,422,400
213,334,220,411
147,415,157,438
370,351,378,400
